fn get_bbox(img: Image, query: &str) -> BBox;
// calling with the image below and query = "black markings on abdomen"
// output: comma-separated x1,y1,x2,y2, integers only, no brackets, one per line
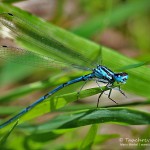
8,13,13,16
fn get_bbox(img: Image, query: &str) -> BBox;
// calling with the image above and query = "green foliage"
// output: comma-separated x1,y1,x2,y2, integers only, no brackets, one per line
19,107,150,133
0,121,18,147
80,124,99,150
0,1,150,149
72,0,150,38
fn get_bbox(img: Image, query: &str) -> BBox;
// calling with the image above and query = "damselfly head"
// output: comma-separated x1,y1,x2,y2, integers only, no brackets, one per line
114,72,128,84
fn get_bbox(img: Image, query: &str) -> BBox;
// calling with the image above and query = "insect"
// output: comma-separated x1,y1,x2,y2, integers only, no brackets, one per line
0,13,128,128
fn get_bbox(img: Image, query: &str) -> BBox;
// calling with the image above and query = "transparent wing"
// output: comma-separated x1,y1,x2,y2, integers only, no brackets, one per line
94,46,103,66
0,13,101,70
0,45,92,70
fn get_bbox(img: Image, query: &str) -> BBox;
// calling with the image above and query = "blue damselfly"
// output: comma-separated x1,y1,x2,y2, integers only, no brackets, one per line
0,13,128,128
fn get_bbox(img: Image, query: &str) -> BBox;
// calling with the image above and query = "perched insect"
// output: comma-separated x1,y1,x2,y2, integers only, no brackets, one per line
0,13,128,128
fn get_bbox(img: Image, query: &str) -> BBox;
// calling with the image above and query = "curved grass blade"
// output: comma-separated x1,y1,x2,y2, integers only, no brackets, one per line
0,120,18,146
19,107,150,134
0,58,35,86
0,4,150,99
0,72,79,102
80,124,99,150
0,12,100,69
0,4,150,136
0,86,107,132
26,131,64,143
117,61,150,71
0,106,22,115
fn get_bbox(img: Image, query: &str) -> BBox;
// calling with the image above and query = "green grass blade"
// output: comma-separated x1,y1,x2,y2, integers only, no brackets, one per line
0,3,150,137
0,3,150,99
20,107,150,133
26,131,64,143
0,106,22,115
0,121,18,146
1,0,24,3
117,61,150,71
80,124,99,150
0,72,82,103
72,0,150,38
0,86,105,133
0,12,98,69
0,62,34,86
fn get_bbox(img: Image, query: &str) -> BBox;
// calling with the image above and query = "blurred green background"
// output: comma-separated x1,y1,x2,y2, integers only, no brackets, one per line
0,0,150,149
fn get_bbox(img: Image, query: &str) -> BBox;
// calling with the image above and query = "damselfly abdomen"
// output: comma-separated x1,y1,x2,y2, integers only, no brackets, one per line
0,13,128,128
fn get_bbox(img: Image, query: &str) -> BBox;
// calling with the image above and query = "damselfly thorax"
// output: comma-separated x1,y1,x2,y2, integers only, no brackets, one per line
0,13,128,129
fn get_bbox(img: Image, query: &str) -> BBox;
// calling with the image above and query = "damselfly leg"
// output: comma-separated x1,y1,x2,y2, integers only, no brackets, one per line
97,88,118,108
77,81,88,100
0,13,129,129
118,85,127,98
108,89,118,104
